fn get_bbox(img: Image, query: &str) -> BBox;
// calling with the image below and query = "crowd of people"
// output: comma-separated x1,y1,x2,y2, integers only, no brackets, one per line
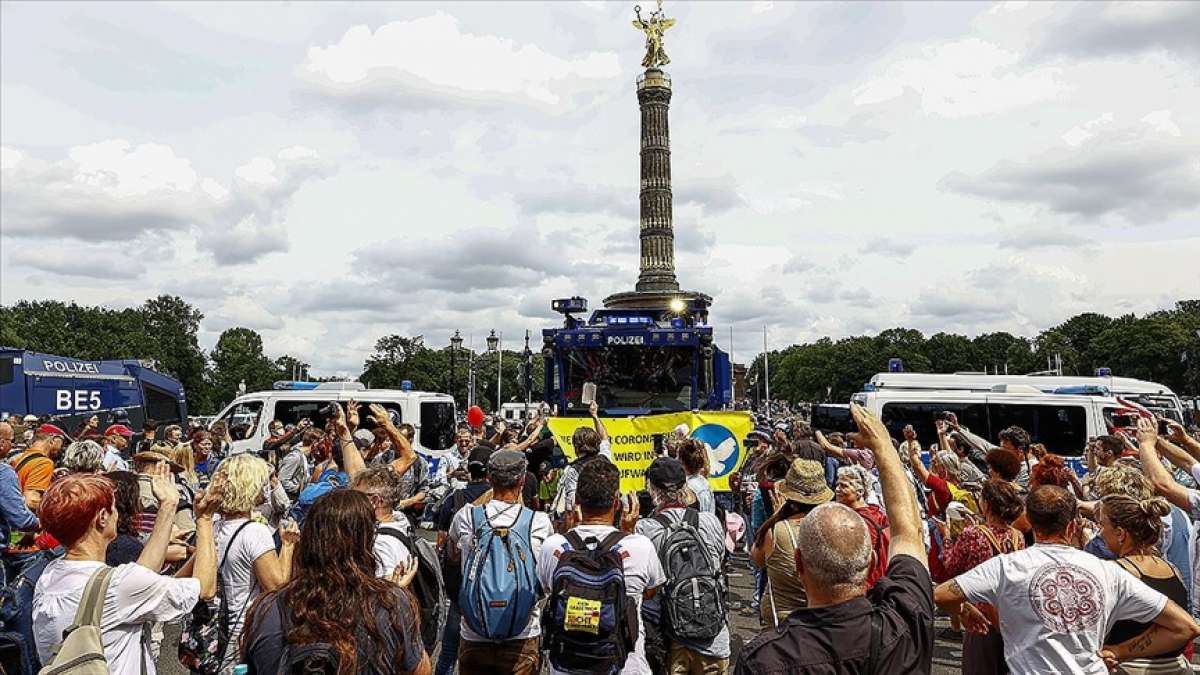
2,396,1200,675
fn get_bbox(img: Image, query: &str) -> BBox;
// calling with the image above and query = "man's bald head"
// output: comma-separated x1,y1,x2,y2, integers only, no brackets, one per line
795,502,872,595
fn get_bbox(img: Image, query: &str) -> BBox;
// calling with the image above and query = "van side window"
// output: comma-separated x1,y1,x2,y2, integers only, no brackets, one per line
219,401,264,440
988,403,1086,457
880,402,988,445
274,400,330,428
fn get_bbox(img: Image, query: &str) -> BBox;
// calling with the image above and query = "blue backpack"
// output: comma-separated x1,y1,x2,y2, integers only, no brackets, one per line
288,467,348,525
0,547,65,674
458,504,540,641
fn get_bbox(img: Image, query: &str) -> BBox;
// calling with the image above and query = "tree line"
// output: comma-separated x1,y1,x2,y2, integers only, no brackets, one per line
749,300,1200,404
0,297,542,415
2,297,1195,415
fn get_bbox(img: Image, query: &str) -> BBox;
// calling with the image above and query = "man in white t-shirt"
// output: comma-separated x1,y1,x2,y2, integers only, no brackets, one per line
449,449,553,675
537,458,665,675
351,465,413,578
935,484,1199,675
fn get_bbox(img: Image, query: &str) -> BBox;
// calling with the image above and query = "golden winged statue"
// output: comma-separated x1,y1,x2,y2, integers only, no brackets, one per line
632,1,675,69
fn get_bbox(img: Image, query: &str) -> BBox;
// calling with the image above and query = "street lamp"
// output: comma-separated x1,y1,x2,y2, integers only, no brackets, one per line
487,330,502,413
449,330,463,401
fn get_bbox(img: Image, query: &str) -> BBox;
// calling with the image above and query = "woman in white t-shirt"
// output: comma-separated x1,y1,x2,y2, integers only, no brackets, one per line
207,453,298,674
32,466,221,675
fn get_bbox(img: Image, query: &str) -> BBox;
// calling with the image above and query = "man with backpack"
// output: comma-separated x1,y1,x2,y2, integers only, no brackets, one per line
552,401,613,526
433,444,496,675
537,458,665,675
636,457,731,674
448,448,553,675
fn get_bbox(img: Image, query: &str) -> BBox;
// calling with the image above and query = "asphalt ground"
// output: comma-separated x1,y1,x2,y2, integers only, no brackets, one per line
155,535,969,675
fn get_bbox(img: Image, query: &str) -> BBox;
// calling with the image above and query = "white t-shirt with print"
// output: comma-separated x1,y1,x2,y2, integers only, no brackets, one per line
373,520,413,579
33,559,200,675
449,500,554,643
957,543,1168,675
213,517,277,672
536,524,666,675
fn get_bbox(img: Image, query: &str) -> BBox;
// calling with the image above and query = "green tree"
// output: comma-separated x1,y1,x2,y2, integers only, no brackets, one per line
924,332,978,372
210,328,279,409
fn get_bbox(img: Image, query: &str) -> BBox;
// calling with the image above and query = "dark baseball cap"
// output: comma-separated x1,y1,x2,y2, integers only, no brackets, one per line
467,445,494,469
645,457,686,490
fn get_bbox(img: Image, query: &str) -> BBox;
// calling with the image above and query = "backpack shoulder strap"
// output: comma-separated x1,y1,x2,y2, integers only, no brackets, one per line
377,524,412,549
866,610,883,672
72,566,115,630
597,530,627,552
563,530,588,552
12,452,43,476
683,508,700,530
977,525,1006,557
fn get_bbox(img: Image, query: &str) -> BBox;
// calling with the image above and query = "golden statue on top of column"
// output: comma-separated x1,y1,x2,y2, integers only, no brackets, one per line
632,1,675,69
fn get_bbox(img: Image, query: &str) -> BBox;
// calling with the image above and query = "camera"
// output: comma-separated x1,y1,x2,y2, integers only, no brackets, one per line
318,402,340,418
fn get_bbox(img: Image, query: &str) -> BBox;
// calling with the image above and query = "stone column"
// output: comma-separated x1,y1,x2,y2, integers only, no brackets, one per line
635,68,679,292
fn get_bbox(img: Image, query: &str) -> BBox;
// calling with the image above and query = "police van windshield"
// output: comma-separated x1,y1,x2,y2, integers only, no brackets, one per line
563,346,698,412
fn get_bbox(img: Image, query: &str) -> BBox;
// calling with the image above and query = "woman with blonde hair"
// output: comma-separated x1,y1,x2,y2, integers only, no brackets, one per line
1099,494,1190,675
171,442,199,491
188,453,298,674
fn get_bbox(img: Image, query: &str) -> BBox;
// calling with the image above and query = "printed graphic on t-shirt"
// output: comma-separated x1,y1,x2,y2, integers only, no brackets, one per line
1028,563,1103,633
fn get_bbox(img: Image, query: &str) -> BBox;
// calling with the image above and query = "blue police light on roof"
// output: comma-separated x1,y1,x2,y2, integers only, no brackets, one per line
888,358,904,373
400,380,413,391
1096,367,1112,377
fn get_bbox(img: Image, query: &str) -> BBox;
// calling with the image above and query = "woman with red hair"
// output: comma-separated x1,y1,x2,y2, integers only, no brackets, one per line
31,466,223,674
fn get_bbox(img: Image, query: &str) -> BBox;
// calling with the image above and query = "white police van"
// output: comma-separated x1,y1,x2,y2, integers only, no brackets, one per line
211,381,457,459
850,384,1136,474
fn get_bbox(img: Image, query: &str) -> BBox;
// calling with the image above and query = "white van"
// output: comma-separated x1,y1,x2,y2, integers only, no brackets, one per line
499,402,537,424
865,372,1185,422
211,382,457,459
850,385,1133,473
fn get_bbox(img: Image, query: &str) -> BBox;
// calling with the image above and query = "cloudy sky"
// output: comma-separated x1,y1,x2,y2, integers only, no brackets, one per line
2,1,1198,376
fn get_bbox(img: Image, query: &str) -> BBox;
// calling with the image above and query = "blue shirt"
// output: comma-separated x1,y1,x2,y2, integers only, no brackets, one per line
0,463,38,552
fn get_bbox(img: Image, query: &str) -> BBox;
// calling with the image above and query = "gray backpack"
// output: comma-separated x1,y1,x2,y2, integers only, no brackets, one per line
39,566,146,675
652,510,726,642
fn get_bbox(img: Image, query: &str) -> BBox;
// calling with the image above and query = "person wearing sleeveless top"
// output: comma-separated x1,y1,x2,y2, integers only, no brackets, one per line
941,479,1026,675
750,458,832,627
1099,494,1191,675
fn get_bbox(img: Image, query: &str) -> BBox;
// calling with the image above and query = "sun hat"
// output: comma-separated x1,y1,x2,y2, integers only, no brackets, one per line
776,458,833,506
132,442,183,473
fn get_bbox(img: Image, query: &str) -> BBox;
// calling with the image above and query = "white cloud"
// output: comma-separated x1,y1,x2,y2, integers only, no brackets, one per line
298,13,621,109
1062,112,1114,147
1,146,24,171
1141,110,1181,137
853,38,1064,117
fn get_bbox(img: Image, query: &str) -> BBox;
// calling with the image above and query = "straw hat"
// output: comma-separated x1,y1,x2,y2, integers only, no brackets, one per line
132,442,183,473
776,458,833,506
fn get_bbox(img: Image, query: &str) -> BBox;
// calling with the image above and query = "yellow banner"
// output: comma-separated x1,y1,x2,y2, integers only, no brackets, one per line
546,412,755,494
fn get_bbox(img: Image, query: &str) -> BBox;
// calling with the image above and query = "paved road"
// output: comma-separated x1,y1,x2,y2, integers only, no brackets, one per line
156,541,968,674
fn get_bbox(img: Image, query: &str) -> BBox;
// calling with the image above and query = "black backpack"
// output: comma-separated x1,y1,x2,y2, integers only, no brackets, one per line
0,547,64,674
543,531,638,674
376,526,445,651
274,592,341,675
653,510,725,642
439,489,470,598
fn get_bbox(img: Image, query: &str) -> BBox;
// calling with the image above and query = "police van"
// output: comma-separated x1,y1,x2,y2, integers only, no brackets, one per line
0,349,187,431
211,381,457,459
850,384,1137,474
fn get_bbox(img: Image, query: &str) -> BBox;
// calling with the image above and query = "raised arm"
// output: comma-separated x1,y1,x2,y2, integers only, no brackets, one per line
369,404,415,476
589,401,607,443
1156,438,1199,475
333,403,367,479
183,473,224,600
852,404,924,566
814,430,847,460
1136,418,1192,512
509,418,546,453
1164,420,1200,462
935,420,954,457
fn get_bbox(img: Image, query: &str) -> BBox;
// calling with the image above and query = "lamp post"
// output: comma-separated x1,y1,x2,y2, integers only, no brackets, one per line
449,330,463,403
487,330,501,413
522,329,533,418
